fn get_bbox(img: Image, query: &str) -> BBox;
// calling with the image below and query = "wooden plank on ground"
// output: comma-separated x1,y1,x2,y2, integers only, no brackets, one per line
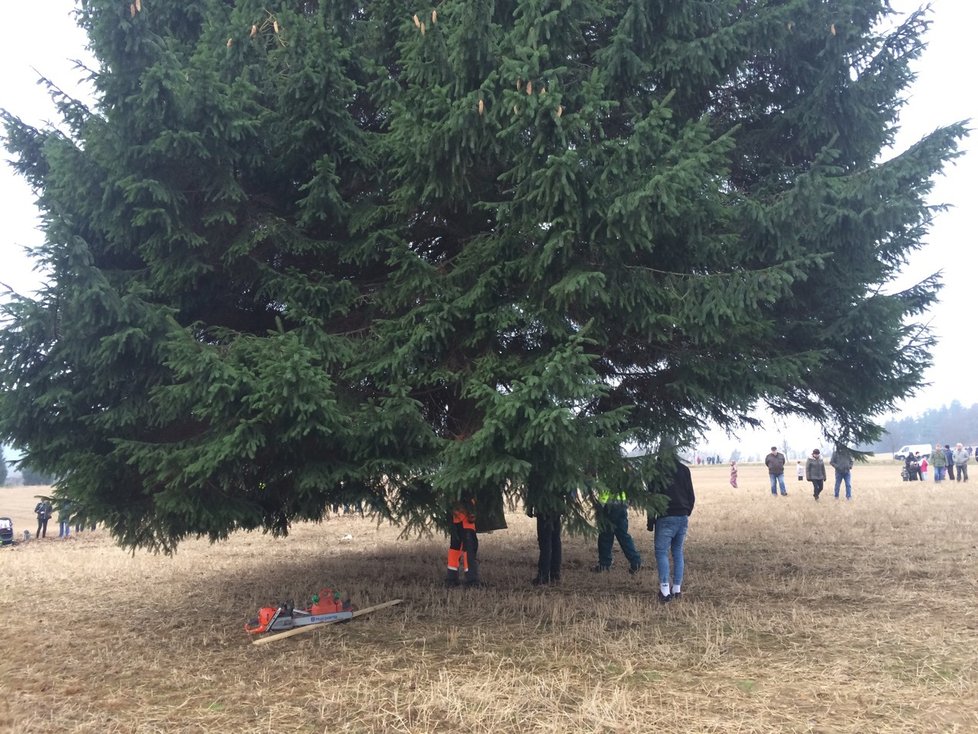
251,599,404,646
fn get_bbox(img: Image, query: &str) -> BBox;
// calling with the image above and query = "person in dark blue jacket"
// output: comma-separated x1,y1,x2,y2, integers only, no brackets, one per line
944,445,956,481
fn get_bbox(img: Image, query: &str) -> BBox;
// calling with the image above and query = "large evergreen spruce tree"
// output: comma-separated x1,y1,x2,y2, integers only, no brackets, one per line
0,0,965,550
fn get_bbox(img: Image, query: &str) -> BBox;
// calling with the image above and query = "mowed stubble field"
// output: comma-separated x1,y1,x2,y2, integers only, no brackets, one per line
1,460,977,733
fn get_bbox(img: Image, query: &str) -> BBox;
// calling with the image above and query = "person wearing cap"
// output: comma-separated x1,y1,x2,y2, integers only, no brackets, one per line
830,445,855,499
953,443,969,482
805,448,827,500
765,446,787,496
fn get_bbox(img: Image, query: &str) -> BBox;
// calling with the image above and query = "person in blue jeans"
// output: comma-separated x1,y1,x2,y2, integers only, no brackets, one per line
593,487,642,574
830,446,854,499
647,454,696,603
930,443,947,482
944,445,955,481
57,500,74,538
765,446,787,496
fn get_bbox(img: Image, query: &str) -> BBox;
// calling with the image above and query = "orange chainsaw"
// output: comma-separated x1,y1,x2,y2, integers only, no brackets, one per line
245,588,355,635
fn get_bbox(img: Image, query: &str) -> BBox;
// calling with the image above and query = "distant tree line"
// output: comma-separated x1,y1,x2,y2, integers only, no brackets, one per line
21,466,57,486
0,445,57,486
867,402,978,453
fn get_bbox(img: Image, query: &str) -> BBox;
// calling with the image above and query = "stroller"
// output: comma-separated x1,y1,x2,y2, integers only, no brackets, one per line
0,517,13,546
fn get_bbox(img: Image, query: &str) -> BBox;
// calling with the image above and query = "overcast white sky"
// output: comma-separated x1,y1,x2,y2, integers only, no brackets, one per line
1,2,975,459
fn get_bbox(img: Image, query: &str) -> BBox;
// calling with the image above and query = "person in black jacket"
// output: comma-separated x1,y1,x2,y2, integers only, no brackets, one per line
526,474,581,586
527,506,562,586
34,499,53,539
765,446,787,496
647,454,695,603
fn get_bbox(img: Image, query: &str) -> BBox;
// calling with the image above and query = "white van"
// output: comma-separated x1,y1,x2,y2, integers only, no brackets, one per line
893,444,932,461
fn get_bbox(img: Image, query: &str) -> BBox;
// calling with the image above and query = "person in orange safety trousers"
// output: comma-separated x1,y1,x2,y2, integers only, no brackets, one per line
446,500,480,588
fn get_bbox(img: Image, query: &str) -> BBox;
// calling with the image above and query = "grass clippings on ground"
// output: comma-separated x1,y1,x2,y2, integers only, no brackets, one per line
1,461,977,733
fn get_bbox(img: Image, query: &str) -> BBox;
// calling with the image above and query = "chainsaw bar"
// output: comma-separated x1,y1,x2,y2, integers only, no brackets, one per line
251,599,404,646
264,608,353,632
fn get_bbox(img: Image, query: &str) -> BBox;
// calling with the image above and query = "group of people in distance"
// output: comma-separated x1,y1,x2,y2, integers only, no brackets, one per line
767,441,975,503
447,450,696,605
904,443,972,483
765,445,854,500
32,499,93,540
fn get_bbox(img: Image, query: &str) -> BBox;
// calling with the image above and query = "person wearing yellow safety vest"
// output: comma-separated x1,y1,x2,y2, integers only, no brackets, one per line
592,484,642,574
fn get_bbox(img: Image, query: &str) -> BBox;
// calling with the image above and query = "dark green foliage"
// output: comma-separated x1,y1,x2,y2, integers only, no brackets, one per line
0,446,7,486
0,0,965,551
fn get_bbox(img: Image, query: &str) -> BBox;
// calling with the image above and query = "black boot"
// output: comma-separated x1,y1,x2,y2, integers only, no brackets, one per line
464,558,483,588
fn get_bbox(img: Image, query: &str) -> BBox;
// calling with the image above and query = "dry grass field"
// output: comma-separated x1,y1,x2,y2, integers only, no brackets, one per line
2,461,977,733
